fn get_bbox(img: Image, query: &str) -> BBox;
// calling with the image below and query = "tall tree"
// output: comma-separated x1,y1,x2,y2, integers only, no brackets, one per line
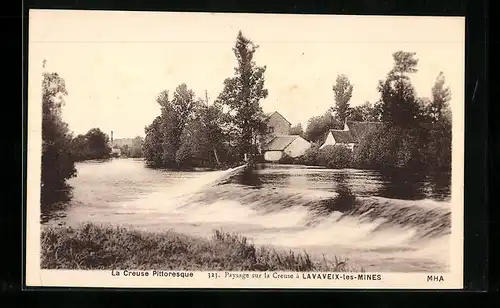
143,84,206,168
41,69,77,204
157,90,179,166
171,84,198,137
429,72,452,123
215,31,268,158
175,103,227,168
377,51,420,127
331,74,353,125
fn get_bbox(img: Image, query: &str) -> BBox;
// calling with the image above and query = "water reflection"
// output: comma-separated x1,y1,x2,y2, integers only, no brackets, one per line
233,164,451,202
229,165,263,188
40,183,74,224
377,170,451,201
317,172,356,213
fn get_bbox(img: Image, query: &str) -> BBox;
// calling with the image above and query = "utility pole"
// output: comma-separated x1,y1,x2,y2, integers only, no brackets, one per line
205,90,209,106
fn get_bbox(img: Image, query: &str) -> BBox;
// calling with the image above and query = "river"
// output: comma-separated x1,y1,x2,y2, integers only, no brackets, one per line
41,158,452,272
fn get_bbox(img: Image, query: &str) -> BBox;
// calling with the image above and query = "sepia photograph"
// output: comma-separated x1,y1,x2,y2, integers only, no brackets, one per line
26,10,465,289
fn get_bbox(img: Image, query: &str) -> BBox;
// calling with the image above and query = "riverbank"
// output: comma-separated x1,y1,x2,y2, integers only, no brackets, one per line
41,223,361,272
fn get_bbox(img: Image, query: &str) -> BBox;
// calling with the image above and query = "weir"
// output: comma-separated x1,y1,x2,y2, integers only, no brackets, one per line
48,159,451,272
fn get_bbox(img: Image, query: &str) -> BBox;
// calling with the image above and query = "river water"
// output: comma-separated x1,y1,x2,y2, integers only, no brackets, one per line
42,158,452,272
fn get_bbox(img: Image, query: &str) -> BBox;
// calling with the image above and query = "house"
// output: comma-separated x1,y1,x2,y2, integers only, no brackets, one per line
260,111,311,162
264,111,292,137
320,120,383,151
263,135,312,162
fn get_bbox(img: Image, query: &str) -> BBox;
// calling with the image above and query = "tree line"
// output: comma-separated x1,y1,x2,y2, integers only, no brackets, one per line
290,51,452,173
142,31,452,174
142,31,269,169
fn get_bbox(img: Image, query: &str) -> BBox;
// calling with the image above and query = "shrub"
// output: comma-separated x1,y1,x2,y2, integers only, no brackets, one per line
317,145,353,169
278,153,300,164
301,144,321,166
315,184,356,214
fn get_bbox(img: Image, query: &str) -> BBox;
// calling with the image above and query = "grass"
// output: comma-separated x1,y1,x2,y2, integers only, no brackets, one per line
41,223,361,272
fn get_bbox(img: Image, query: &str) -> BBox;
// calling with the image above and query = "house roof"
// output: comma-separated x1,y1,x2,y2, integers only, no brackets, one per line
264,111,292,126
263,135,300,151
326,121,383,144
330,130,356,143
346,121,383,141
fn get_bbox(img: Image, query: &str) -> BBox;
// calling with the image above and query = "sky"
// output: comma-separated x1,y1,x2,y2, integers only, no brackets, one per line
29,10,465,139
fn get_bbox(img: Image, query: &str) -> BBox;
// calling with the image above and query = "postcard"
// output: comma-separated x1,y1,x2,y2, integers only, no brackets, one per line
26,9,465,289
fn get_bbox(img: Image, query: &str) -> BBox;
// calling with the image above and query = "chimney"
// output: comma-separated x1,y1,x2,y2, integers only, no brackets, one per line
111,131,114,143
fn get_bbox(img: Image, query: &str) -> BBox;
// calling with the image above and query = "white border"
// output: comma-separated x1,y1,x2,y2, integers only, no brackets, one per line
25,10,465,289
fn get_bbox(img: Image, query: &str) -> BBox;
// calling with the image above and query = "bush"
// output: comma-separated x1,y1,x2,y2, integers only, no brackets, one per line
301,144,321,166
278,153,300,164
315,184,356,214
299,144,354,169
317,145,353,169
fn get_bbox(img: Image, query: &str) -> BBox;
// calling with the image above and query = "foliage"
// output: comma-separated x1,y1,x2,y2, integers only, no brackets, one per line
178,103,228,168
215,31,268,158
142,85,197,168
41,223,360,271
300,144,322,166
377,51,421,128
41,71,77,206
350,54,452,172
143,32,269,170
70,128,111,161
353,121,451,172
353,124,423,170
130,137,143,158
277,153,301,164
143,84,230,169
425,72,452,124
140,48,451,174
317,145,353,169
348,101,383,122
142,116,165,167
304,112,340,143
289,123,304,137
331,74,354,124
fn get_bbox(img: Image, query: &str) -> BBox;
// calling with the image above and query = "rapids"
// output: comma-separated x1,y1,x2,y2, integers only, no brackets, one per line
42,158,452,272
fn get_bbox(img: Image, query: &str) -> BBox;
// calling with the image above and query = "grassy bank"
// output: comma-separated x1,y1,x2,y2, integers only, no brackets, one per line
41,223,360,272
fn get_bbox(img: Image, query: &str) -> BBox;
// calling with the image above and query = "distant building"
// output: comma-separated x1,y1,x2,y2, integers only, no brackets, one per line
320,121,383,151
111,138,135,148
111,147,122,157
260,111,311,162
